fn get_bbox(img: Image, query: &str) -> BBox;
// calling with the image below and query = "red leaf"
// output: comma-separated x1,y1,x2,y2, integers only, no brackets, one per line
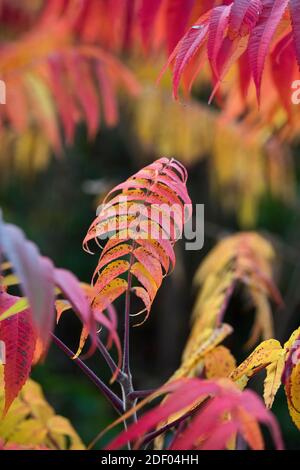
106,379,220,450
0,291,36,415
96,63,118,127
238,50,252,98
106,378,283,450
248,0,289,102
48,54,78,144
200,421,238,450
240,390,284,449
85,158,190,321
165,0,195,54
139,0,163,50
290,0,300,69
65,52,100,139
271,33,295,113
171,395,237,449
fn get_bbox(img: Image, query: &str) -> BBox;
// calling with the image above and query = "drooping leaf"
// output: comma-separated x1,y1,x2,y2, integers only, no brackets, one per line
192,232,282,348
0,291,36,415
104,378,283,450
0,221,55,348
263,351,286,408
248,0,289,101
172,323,233,380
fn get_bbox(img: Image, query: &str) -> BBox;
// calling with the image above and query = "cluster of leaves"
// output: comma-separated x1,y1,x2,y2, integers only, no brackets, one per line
0,368,84,450
80,161,300,450
99,231,300,450
3,158,300,450
0,215,123,421
105,378,283,450
1,1,299,227
0,0,139,172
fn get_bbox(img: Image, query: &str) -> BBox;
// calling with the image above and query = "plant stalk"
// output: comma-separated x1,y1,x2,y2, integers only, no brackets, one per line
51,333,123,415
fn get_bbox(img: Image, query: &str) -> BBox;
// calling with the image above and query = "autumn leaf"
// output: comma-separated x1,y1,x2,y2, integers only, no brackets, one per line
161,0,295,103
0,291,36,416
204,345,236,379
84,158,191,323
192,232,282,348
0,220,55,348
0,369,84,449
0,0,140,166
103,378,283,450
283,327,300,429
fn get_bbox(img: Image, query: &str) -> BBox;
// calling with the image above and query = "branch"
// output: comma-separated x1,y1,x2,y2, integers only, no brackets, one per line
51,333,123,415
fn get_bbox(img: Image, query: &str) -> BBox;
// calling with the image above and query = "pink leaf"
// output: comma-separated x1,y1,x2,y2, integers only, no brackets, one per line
54,268,97,349
0,222,55,348
172,21,209,99
229,0,263,38
207,5,232,76
200,421,238,450
106,379,221,450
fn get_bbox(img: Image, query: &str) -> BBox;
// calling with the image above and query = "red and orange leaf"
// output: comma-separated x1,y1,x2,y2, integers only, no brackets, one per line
84,158,191,323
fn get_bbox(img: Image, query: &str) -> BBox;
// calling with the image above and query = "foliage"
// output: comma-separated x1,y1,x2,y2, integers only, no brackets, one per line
192,232,282,348
1,0,300,453
104,378,283,450
84,157,191,324
0,367,84,450
231,326,300,428
162,0,300,103
0,218,119,416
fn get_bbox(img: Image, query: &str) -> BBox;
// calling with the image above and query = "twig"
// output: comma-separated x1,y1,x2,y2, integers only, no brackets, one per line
51,333,123,415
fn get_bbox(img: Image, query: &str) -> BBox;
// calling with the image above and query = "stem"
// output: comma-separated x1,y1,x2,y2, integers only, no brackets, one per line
51,333,123,415
122,268,133,377
128,389,156,400
97,338,125,380
142,398,210,447
121,251,136,414
120,253,137,450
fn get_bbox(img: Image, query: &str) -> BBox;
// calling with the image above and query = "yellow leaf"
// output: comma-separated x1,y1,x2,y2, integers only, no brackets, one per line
0,367,85,449
284,326,300,351
230,339,283,382
172,324,233,380
192,233,281,349
285,362,300,430
263,351,286,409
47,416,85,450
0,297,29,321
204,346,236,379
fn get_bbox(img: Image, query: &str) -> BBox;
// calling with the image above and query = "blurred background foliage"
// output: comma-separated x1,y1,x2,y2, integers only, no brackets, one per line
1,0,300,449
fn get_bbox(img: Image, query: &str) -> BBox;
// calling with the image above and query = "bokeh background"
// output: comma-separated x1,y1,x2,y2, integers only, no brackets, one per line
1,0,300,450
